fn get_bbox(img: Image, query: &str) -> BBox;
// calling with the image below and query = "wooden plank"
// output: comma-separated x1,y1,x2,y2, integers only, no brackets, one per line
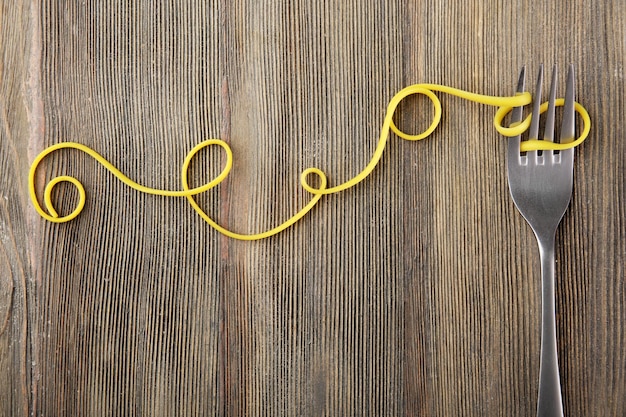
1,0,625,415
0,1,38,416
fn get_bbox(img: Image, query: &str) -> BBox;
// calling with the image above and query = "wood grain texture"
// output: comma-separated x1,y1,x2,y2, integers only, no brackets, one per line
1,0,625,416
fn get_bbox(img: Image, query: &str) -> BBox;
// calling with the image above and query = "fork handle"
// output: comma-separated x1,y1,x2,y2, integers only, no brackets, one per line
537,234,564,417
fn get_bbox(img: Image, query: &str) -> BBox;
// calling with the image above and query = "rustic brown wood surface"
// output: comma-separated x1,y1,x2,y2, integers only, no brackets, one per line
1,1,625,416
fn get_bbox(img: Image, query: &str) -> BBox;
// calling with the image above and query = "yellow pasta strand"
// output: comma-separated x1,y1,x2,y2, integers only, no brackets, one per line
29,83,591,240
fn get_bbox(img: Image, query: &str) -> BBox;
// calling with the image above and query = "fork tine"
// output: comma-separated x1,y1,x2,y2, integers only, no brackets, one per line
543,65,558,143
507,67,526,160
560,64,576,144
529,65,544,142
512,66,526,123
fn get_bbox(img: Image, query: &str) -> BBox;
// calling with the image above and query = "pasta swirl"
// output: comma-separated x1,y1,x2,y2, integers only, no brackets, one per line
29,83,591,240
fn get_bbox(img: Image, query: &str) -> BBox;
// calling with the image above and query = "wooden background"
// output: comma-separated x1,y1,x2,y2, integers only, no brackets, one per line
1,1,625,416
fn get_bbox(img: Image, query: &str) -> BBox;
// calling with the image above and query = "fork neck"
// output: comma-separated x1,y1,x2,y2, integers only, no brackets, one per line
537,233,555,274
530,227,557,283
535,230,556,257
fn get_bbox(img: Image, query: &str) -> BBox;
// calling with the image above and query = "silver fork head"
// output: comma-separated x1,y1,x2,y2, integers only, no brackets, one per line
506,64,576,238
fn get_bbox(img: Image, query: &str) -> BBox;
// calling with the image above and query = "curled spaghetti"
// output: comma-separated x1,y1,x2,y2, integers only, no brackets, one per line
29,83,591,240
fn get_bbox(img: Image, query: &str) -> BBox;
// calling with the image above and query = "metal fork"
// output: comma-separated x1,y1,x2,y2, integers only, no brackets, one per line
507,64,575,417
